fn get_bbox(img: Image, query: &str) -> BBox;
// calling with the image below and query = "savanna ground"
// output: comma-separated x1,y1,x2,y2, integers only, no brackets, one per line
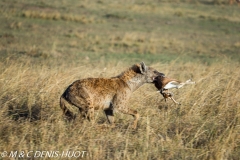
0,0,240,159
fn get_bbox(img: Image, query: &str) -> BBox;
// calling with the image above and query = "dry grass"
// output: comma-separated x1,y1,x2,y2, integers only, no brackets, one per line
0,56,239,159
21,10,97,24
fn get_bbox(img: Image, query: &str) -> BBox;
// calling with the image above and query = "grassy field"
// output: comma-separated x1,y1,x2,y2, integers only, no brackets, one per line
0,0,240,159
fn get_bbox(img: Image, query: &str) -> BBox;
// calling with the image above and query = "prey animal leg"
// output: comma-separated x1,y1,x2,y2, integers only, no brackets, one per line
161,89,170,102
177,79,195,89
169,97,181,105
160,90,181,105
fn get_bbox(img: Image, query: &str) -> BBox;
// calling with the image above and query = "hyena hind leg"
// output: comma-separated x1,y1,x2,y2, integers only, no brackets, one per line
60,96,77,121
60,95,91,122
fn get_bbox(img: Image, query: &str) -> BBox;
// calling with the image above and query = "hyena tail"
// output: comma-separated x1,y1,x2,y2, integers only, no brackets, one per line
60,95,76,120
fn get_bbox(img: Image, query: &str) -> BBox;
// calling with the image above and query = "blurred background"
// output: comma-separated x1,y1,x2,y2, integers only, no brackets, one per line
0,0,239,64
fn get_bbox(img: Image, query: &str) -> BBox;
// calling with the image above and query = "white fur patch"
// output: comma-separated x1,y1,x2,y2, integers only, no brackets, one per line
164,79,195,90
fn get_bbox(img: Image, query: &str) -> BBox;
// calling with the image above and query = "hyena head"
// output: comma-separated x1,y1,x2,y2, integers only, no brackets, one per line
120,62,164,86
138,62,165,83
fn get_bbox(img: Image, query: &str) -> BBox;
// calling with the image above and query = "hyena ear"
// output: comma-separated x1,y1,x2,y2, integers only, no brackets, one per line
140,62,148,74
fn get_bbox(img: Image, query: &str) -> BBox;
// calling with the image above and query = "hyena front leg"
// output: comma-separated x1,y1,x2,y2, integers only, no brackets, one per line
113,95,139,129
121,108,139,129
116,105,139,129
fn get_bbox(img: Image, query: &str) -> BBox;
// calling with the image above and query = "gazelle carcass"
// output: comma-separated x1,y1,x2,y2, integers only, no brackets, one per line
154,74,195,105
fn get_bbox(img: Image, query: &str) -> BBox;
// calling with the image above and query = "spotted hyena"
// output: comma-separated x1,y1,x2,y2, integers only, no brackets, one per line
60,62,163,129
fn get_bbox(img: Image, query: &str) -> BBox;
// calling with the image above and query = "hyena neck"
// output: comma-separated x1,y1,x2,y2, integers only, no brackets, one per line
118,65,147,92
126,75,146,92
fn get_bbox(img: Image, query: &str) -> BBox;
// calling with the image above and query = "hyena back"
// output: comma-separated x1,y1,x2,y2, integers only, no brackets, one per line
60,62,161,129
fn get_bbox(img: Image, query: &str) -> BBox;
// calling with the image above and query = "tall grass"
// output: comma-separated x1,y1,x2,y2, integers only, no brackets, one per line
0,56,239,159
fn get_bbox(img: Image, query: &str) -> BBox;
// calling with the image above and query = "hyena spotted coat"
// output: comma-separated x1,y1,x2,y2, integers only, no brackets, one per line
60,62,162,129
